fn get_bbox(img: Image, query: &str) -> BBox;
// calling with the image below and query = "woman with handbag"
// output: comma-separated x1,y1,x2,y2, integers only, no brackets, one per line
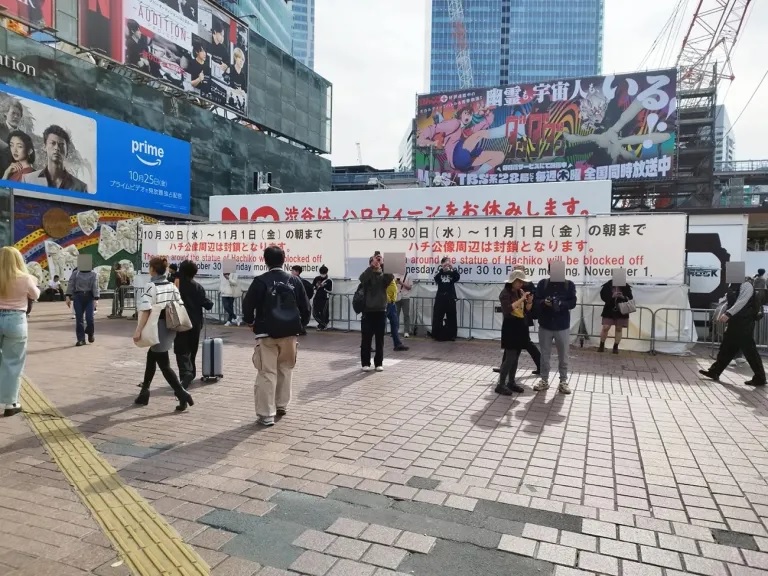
598,279,634,354
174,260,213,388
133,256,194,411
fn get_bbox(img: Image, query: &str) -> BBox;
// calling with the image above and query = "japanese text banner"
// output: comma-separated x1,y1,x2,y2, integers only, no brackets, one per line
143,214,686,284
415,68,677,188
141,221,345,276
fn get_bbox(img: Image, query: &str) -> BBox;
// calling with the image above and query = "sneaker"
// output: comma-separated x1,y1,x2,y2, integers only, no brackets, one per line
362,366,372,372
558,380,571,394
533,379,550,392
88,334,95,343
71,314,76,320
257,416,274,427
75,341,86,347
276,407,287,416
404,332,410,339
3,403,22,417
394,345,409,351
375,366,384,372
236,319,243,326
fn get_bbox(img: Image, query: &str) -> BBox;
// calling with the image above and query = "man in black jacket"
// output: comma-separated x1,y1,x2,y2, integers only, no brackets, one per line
494,265,541,376
243,246,310,426
430,257,460,341
359,254,394,371
174,260,213,388
291,265,314,335
700,279,766,386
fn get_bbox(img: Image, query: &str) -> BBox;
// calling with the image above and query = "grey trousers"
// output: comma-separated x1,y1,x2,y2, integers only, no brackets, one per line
396,299,412,333
539,327,569,381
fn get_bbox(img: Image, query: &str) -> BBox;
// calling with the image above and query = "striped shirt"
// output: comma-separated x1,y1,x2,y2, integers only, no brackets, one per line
139,281,181,312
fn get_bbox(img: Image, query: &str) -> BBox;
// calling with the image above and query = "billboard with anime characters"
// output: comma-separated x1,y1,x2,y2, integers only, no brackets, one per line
415,68,677,187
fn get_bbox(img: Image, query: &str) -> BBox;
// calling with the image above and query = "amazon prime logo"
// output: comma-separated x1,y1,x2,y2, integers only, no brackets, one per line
131,139,164,167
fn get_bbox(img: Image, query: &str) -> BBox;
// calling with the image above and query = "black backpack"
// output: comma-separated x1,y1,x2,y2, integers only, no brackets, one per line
352,283,365,315
263,272,302,338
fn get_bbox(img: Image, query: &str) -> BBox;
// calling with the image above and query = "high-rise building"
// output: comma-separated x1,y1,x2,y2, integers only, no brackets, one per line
715,105,736,168
398,120,416,172
427,0,604,92
215,0,294,54
292,0,316,69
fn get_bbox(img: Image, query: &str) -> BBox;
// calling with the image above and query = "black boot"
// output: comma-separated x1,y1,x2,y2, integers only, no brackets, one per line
135,387,150,406
598,341,605,352
612,343,619,354
175,390,195,412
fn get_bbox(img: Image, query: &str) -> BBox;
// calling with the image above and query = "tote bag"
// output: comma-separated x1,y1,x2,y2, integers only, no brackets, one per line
135,305,161,347
166,300,193,332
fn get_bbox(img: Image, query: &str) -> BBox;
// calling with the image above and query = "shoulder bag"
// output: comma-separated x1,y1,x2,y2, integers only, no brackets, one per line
618,299,637,315
165,284,193,332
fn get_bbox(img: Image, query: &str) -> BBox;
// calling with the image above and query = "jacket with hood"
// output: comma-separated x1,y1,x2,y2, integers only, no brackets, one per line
219,272,239,297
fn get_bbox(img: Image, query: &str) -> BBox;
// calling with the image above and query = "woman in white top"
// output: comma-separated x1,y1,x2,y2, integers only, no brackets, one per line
133,256,194,411
0,247,40,416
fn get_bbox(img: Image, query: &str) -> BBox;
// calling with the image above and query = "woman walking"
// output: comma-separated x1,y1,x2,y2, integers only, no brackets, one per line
496,270,534,395
598,279,634,354
133,257,194,411
0,247,40,416
174,260,213,388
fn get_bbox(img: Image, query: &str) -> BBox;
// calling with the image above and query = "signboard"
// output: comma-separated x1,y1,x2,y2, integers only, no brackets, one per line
415,68,677,187
79,0,249,116
0,84,191,214
209,181,612,223
143,213,686,284
0,0,54,29
141,221,346,276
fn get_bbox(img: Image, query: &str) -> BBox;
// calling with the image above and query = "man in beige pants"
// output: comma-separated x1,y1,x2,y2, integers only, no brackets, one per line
242,246,310,427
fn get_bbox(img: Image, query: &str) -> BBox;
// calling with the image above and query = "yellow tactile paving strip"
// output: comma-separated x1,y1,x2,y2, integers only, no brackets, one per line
20,376,210,576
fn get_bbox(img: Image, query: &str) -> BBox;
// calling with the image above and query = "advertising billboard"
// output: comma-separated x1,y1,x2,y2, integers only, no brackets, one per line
0,84,191,214
0,0,55,28
415,68,677,187
79,0,249,115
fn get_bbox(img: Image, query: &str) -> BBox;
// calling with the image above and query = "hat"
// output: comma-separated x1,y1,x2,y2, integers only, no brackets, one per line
505,270,529,284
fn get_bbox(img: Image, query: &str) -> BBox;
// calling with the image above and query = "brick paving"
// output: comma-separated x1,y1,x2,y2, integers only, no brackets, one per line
5,301,768,575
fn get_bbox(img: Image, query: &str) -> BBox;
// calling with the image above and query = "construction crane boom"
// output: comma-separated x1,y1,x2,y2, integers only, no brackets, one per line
447,0,474,89
676,0,752,91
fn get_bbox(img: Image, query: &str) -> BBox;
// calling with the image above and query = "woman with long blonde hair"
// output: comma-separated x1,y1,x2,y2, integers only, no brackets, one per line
0,246,40,416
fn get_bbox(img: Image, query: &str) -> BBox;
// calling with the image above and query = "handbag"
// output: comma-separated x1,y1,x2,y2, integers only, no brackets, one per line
618,299,637,315
166,299,193,332
135,305,161,347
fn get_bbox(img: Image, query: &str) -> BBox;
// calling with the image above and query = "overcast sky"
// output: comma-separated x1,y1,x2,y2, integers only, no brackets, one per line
314,0,768,169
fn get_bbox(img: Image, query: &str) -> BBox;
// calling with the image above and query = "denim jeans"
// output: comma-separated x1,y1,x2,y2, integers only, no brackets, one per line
0,310,28,405
73,293,94,343
386,303,403,347
222,297,236,322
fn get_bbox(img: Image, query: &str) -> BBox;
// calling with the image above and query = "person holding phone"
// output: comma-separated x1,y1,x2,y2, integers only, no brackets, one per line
496,270,534,395
599,277,633,354
359,253,394,371
430,257,460,341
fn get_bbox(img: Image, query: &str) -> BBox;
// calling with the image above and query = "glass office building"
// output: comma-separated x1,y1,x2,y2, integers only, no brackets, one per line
428,0,604,92
291,0,315,69
212,0,294,55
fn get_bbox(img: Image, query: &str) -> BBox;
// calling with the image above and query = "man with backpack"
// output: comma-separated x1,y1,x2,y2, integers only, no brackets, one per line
700,277,766,387
532,267,577,394
242,246,310,427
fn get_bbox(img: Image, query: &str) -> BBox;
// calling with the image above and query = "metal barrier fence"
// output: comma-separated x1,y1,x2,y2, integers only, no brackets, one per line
111,286,768,355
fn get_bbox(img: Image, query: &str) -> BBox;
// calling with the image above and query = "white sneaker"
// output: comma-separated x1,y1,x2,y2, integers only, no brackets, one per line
236,318,243,326
362,366,372,372
224,321,232,327
375,366,384,372
404,332,410,339
533,379,550,392
71,314,75,320
558,380,572,394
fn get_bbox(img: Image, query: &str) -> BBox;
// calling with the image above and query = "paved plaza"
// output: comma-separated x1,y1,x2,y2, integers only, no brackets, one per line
3,303,768,575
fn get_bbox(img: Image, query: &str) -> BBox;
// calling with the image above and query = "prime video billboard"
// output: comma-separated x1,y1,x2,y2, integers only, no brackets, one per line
415,68,677,187
0,84,191,214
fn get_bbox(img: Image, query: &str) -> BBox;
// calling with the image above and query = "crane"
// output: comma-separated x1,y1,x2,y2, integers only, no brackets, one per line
356,142,362,165
676,0,753,91
447,0,474,89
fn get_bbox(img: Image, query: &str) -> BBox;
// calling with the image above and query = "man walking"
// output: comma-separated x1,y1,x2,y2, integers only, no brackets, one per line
431,257,460,341
700,277,766,386
65,263,100,347
533,268,577,394
243,246,310,427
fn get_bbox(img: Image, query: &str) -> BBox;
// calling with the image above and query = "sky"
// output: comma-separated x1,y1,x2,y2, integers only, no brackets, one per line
314,0,768,169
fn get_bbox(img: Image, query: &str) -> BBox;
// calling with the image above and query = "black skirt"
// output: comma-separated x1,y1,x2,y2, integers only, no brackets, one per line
501,316,530,350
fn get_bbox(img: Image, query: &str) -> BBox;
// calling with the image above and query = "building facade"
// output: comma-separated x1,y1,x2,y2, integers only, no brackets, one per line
715,105,736,168
428,0,604,92
398,119,416,172
211,0,294,56
291,0,315,69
